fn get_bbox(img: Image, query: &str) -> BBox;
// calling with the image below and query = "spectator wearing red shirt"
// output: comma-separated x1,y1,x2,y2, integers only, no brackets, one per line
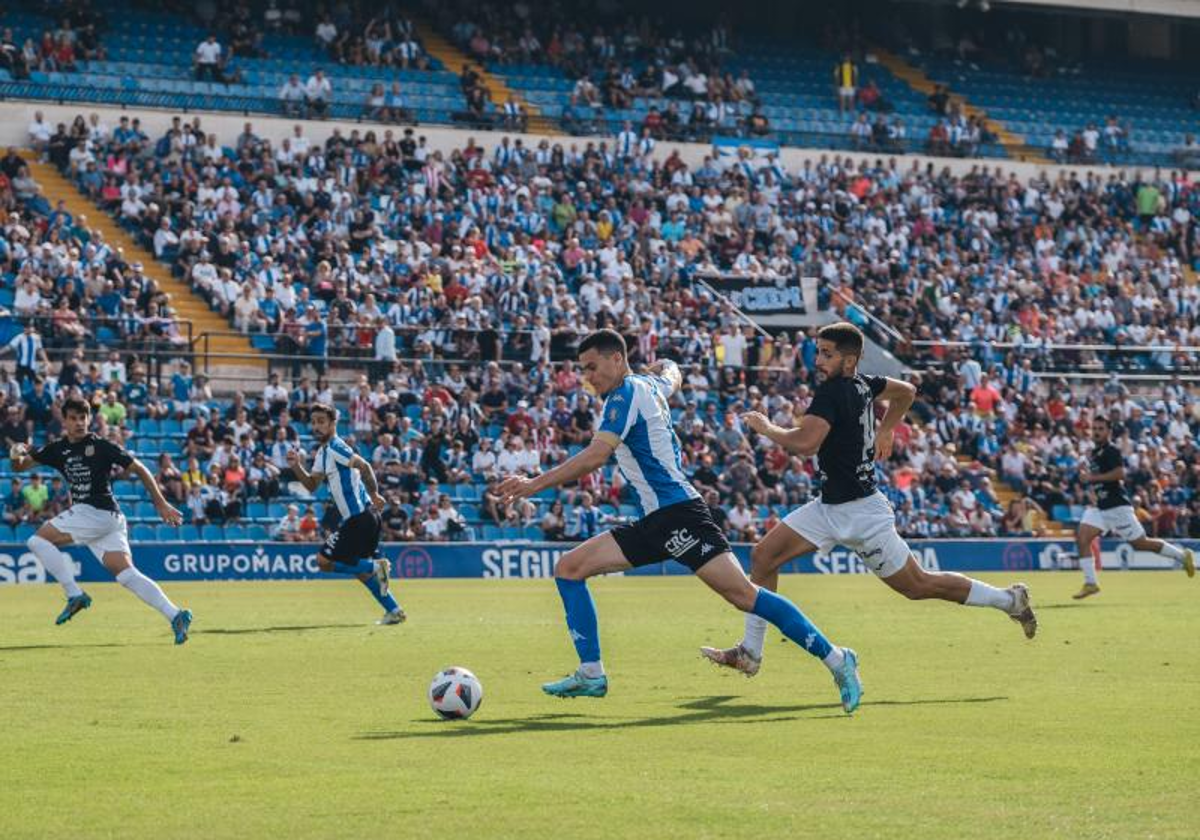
970,377,1002,417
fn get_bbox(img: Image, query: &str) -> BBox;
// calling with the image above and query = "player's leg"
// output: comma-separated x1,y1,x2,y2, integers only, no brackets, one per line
98,547,191,644
1074,518,1103,598
27,520,91,624
542,530,633,698
695,553,861,713
850,494,1037,637
1127,515,1194,578
702,503,825,672
880,558,1037,637
320,513,403,622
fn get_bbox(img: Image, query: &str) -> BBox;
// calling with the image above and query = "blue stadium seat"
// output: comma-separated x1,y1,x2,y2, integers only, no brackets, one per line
247,524,269,541
14,523,37,542
131,524,156,542
178,524,201,541
200,524,225,541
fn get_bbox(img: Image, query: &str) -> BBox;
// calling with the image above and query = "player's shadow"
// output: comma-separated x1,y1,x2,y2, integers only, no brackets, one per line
354,694,1008,741
0,641,145,652
1036,603,1119,610
198,623,366,636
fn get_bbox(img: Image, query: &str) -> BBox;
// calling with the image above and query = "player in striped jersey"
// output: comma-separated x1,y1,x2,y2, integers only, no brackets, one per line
498,329,863,712
287,404,406,625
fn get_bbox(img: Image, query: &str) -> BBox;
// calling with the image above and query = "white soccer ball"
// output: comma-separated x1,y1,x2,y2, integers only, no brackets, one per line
428,667,483,720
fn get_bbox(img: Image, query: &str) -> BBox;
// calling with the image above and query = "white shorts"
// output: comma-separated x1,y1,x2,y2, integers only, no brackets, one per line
839,86,856,98
1080,505,1146,541
50,504,132,559
783,491,911,578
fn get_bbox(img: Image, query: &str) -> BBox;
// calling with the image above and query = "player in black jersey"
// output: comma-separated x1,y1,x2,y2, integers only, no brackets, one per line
1072,415,1194,599
702,323,1038,677
10,398,193,644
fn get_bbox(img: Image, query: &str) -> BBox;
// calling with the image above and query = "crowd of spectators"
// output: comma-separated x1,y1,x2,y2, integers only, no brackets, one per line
0,4,103,81
437,1,770,140
6,103,1200,541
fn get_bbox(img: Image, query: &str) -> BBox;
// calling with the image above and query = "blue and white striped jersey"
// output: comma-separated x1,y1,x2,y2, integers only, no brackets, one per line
595,374,699,516
8,332,42,370
314,436,371,521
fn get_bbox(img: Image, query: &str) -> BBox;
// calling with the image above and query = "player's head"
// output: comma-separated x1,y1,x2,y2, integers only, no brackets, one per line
1091,414,1111,444
577,329,629,396
310,403,339,442
815,322,864,381
62,398,91,438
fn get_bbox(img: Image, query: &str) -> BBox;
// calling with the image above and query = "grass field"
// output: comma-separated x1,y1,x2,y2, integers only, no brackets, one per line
1,572,1197,840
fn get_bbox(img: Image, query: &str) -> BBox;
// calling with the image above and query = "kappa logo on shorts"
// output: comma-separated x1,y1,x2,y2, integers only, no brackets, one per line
664,528,699,558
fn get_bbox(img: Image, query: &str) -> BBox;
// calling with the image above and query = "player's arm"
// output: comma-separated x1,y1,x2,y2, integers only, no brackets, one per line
741,411,829,456
644,359,681,396
496,437,615,503
1082,465,1125,483
128,457,184,525
349,454,385,509
286,448,325,492
874,377,916,460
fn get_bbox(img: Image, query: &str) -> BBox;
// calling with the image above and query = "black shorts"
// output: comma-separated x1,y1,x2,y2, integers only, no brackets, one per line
322,510,382,564
611,498,731,572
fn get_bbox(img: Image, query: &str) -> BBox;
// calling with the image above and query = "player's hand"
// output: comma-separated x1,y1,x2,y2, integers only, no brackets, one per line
9,443,28,462
157,501,184,526
496,474,536,504
369,492,386,511
286,448,304,468
875,428,894,461
741,411,770,435
1079,472,1092,483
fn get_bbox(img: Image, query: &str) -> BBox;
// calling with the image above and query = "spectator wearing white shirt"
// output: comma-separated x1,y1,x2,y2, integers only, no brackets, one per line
304,70,332,118
315,16,338,48
471,438,498,478
279,74,306,117
194,35,222,81
27,110,51,158
373,317,396,382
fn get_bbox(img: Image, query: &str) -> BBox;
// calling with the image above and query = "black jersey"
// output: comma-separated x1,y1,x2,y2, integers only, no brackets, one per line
805,373,887,504
32,434,133,513
1090,442,1129,510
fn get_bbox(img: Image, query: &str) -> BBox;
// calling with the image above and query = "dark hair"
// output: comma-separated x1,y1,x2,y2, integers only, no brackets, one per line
817,322,865,358
310,403,338,422
63,398,91,417
577,328,627,358
1093,415,1110,427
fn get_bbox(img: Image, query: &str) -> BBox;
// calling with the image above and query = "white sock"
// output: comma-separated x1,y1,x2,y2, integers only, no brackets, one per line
822,646,845,673
115,567,180,621
579,661,605,679
965,579,1015,612
741,613,768,659
1080,552,1098,585
1158,542,1184,562
27,536,83,598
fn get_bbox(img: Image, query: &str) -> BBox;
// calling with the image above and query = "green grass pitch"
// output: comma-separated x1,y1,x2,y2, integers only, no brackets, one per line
1,572,1196,839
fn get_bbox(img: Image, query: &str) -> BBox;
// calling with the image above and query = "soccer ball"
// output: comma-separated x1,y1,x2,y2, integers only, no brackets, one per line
428,667,483,720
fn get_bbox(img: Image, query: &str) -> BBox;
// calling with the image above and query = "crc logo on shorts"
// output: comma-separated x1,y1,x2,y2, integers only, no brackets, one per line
664,528,699,558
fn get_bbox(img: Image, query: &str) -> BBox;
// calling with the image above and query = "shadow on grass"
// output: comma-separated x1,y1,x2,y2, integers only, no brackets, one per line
0,641,147,652
354,694,1009,740
197,623,367,636
1036,603,1120,611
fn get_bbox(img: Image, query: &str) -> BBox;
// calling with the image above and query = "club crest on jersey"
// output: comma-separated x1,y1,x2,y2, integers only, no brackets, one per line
85,445,94,456
664,528,699,558
608,409,618,422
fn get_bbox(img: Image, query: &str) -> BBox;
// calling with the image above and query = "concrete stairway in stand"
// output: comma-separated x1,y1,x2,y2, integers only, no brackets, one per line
24,157,265,378
874,48,1051,165
414,17,561,135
